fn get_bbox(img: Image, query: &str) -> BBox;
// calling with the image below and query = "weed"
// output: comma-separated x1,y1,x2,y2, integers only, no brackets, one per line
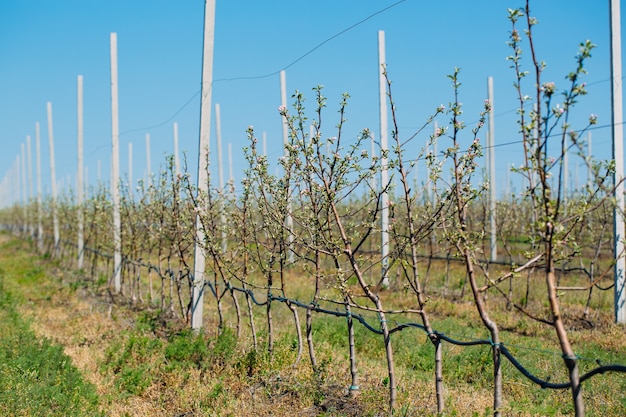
165,328,209,369
237,348,260,377
135,309,164,333
0,249,102,417
211,327,238,366
116,364,153,396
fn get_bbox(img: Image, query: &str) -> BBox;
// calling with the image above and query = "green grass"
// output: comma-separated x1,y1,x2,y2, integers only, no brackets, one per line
0,245,103,417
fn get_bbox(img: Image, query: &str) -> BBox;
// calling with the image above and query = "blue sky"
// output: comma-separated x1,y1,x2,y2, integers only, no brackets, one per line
0,0,618,204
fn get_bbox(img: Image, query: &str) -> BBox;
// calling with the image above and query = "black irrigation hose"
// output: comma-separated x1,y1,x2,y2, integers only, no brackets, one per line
225,284,385,333
436,331,491,347
224,282,626,391
224,281,626,389
500,344,626,389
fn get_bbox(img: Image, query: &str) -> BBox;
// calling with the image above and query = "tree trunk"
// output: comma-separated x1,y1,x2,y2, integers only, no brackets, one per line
463,248,502,416
546,262,584,416
346,299,359,398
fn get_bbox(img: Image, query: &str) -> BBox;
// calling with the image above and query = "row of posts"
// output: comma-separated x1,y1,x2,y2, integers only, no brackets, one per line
1,0,623,325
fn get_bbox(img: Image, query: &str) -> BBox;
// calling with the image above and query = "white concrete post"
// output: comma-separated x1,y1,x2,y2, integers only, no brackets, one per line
26,135,33,236
587,131,593,188
145,133,151,188
215,103,227,252
110,32,122,293
173,122,180,176
378,30,390,288
77,75,85,269
370,132,377,192
14,157,19,209
562,92,569,203
46,102,60,255
191,0,216,331
280,70,294,263
36,122,43,252
487,76,497,262
21,143,27,234
128,142,133,197
610,0,626,323
262,131,267,156
228,142,234,189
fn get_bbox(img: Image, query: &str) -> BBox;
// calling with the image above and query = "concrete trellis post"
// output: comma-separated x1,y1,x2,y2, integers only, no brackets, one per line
8,161,11,207
280,70,295,263
587,131,592,190
21,143,27,235
610,0,626,324
46,102,60,256
0,176,5,210
228,142,234,190
505,164,511,199
487,76,497,262
145,133,152,188
14,157,19,210
26,135,33,236
262,131,267,156
110,32,122,293
173,122,180,176
215,103,227,252
191,0,216,332
378,30,390,288
77,75,85,269
128,142,133,197
36,122,43,252
6,168,9,208
370,132,377,192
8,161,14,208
563,138,569,202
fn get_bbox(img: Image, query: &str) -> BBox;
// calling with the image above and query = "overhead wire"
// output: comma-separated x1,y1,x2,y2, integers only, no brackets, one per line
118,0,407,137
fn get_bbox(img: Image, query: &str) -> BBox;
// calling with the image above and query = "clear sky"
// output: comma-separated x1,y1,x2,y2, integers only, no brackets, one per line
0,0,618,204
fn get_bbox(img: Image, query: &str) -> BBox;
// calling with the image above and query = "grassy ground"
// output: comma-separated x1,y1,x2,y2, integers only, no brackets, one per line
0,237,102,417
1,234,625,416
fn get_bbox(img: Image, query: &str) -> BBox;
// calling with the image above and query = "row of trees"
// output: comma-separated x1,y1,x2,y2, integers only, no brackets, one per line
1,3,622,416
